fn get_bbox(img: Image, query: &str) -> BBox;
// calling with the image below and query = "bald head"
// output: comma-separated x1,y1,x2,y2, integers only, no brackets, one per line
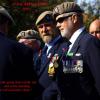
89,19,100,39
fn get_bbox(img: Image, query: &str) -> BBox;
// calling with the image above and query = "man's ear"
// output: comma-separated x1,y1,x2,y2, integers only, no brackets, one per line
71,14,77,24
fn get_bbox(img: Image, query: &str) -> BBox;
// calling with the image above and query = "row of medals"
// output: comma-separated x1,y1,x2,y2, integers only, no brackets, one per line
48,54,59,77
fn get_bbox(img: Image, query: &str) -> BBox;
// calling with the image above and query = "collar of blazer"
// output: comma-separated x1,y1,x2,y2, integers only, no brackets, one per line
70,28,87,53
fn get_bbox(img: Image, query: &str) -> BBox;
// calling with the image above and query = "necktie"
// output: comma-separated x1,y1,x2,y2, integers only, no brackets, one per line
67,41,72,53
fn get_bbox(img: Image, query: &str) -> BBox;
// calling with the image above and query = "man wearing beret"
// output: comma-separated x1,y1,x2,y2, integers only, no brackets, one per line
35,11,70,100
53,2,100,100
0,6,38,100
17,29,41,53
17,29,42,78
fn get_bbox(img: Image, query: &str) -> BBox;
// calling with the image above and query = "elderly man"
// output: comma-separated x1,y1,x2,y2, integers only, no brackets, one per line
53,2,100,100
89,19,100,39
0,6,38,100
35,11,70,100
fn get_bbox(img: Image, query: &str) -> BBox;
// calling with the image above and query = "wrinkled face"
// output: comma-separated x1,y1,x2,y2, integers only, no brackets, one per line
37,22,57,43
89,21,100,39
19,38,40,49
56,16,74,39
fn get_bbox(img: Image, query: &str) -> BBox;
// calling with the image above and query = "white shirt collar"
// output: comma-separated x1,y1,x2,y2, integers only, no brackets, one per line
68,26,85,52
45,44,52,54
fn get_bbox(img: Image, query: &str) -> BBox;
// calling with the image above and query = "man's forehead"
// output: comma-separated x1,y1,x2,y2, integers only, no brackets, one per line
38,22,53,25
37,22,54,28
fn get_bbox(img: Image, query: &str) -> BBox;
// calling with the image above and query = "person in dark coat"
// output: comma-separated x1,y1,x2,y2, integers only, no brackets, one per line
17,29,41,51
0,6,38,100
53,2,100,100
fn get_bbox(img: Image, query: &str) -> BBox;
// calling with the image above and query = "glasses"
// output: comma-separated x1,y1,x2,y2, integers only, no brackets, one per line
56,15,72,23
90,31,100,34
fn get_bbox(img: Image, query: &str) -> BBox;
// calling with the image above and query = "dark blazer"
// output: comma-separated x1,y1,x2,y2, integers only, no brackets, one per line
56,29,100,100
35,36,70,100
0,33,38,100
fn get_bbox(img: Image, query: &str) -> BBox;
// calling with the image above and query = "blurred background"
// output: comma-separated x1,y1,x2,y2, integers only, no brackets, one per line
0,0,99,39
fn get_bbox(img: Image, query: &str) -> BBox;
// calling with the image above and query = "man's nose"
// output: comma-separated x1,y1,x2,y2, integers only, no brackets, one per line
56,22,61,29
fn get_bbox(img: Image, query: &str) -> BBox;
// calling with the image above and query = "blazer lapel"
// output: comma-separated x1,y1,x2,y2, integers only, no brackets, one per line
39,56,50,75
38,36,70,77
70,29,86,53
38,44,58,77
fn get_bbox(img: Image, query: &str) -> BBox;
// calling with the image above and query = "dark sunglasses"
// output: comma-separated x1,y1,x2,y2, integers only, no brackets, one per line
56,15,72,23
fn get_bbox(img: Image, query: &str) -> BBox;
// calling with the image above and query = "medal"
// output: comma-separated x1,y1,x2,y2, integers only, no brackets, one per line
48,62,55,77
51,54,59,63
53,62,58,68
75,60,83,73
48,54,59,77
